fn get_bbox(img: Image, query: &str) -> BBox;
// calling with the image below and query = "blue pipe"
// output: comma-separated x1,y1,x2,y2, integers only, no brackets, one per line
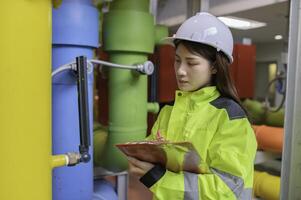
93,179,118,200
52,1,99,199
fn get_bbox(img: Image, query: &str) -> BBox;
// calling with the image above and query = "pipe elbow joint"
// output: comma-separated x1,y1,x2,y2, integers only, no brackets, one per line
80,152,91,163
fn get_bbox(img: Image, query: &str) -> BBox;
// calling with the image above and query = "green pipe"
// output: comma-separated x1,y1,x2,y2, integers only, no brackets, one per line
155,25,169,45
103,53,148,170
93,125,108,166
103,1,154,53
101,0,155,171
110,0,149,12
242,99,284,127
266,109,285,127
243,99,266,124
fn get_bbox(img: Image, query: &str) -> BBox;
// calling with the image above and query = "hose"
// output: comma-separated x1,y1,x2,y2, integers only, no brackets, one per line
264,72,286,112
89,59,137,70
52,59,154,77
51,62,76,77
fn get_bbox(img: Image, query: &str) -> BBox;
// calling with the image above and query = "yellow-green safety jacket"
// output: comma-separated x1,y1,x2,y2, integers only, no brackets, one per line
140,86,257,200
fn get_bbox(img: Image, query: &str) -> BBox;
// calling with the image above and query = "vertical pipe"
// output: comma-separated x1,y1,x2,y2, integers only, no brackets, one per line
52,0,99,199
280,0,301,199
200,0,209,12
102,0,155,171
150,0,158,23
0,1,53,199
187,0,201,18
104,53,149,170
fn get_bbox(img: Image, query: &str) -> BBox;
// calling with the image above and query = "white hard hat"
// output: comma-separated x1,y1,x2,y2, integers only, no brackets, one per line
164,12,234,63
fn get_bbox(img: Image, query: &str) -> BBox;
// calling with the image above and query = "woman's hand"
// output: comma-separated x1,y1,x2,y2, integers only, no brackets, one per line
127,156,154,178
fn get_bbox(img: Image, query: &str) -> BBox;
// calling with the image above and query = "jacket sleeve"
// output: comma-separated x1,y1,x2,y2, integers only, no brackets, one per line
140,117,257,200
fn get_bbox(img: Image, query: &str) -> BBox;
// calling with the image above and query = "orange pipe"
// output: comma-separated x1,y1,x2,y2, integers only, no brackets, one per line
252,125,283,153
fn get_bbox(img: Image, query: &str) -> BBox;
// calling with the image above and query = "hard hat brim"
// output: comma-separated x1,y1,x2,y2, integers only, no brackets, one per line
160,37,233,63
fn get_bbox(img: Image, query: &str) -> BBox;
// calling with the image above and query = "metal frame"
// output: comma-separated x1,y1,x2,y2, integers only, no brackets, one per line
117,173,129,200
280,0,301,199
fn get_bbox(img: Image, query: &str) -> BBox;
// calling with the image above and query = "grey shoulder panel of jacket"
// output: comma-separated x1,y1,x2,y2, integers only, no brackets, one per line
209,97,246,120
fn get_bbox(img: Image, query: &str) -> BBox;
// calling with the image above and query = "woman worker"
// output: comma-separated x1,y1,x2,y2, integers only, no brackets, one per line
127,12,257,200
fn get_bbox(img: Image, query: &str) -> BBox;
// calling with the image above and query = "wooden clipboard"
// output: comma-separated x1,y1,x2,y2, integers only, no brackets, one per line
116,141,202,173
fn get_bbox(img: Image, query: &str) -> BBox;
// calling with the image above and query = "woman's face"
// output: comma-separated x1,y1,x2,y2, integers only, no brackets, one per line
174,43,214,92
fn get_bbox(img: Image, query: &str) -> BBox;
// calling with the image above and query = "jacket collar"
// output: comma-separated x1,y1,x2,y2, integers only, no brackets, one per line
175,86,220,104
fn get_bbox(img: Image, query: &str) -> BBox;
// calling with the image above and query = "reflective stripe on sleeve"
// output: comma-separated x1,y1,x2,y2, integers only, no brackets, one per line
211,168,252,200
184,171,199,200
238,188,252,200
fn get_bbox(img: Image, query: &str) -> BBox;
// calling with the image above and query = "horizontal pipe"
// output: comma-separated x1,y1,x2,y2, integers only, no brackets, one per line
51,155,68,169
243,99,284,127
252,125,283,153
254,171,280,200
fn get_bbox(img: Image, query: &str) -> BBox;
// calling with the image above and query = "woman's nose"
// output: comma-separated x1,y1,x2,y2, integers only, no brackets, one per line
176,65,187,76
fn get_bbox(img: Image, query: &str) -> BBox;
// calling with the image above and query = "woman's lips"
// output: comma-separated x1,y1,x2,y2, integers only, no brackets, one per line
179,80,188,84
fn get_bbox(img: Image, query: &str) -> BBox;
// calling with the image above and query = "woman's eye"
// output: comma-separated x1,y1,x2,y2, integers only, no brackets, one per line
188,63,198,66
175,59,181,64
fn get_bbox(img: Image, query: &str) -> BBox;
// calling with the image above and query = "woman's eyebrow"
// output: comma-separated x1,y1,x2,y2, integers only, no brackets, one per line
175,54,199,61
186,57,199,60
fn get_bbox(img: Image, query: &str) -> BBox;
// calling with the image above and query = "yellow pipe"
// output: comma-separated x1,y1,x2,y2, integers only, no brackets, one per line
51,155,68,169
0,1,66,199
254,171,280,200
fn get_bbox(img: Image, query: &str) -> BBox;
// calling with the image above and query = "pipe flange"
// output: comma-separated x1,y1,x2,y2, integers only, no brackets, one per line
136,61,154,75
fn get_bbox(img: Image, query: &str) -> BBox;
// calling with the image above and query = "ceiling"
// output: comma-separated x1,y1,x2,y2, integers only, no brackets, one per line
229,1,289,44
157,0,289,45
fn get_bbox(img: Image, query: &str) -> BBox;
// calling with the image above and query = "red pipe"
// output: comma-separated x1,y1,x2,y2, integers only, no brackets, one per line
252,125,283,153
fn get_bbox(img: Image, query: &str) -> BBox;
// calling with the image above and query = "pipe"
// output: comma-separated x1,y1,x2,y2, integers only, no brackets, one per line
104,53,150,171
243,99,266,124
0,1,67,199
52,155,68,168
101,0,155,171
52,0,99,199
93,179,118,200
265,110,285,127
254,171,280,200
52,59,154,76
252,125,283,153
155,25,169,45
147,102,160,114
94,126,108,166
243,99,284,127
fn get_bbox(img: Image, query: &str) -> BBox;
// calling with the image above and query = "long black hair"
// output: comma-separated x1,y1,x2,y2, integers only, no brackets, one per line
174,40,245,110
